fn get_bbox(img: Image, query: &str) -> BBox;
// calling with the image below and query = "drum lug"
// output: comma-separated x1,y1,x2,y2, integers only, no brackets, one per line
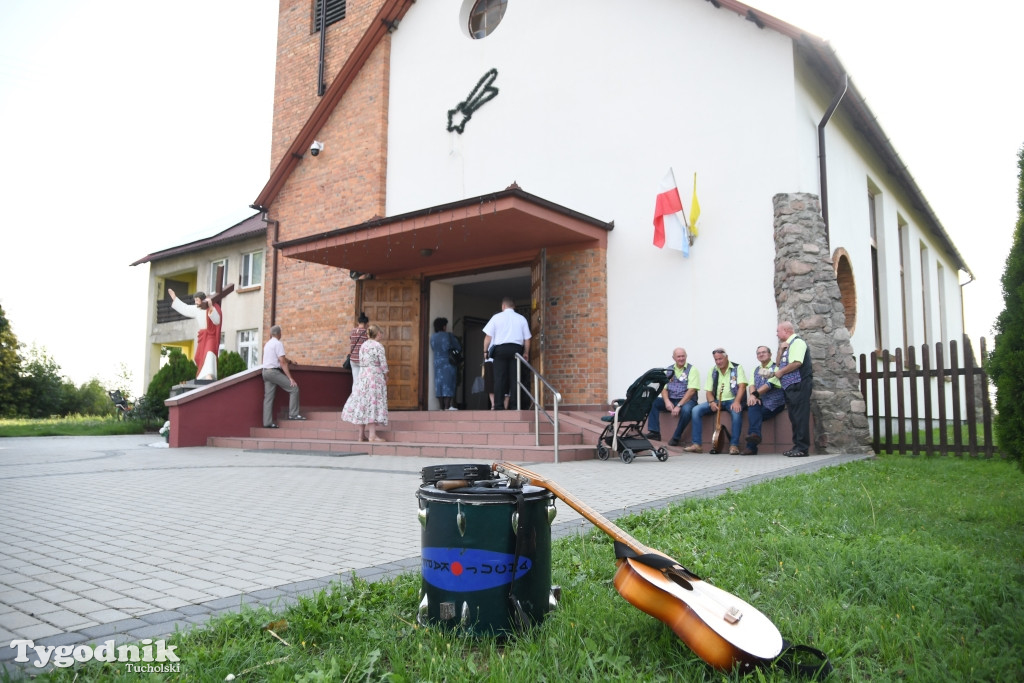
417,592,429,625
460,601,470,626
549,584,562,610
547,500,557,524
418,504,428,528
511,511,519,534
457,502,466,537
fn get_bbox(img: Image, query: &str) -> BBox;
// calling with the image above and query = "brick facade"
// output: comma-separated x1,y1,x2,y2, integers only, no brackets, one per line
263,1,611,407
264,1,392,366
542,248,609,407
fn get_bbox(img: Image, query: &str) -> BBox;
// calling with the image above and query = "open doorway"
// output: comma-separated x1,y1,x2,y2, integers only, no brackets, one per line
427,268,530,410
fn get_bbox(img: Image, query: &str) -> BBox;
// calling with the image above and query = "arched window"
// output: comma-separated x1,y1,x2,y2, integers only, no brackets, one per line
468,0,507,39
833,248,857,334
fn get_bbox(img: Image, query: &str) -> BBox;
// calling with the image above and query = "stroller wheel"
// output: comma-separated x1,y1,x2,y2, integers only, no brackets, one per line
656,447,669,462
596,442,610,461
620,448,635,464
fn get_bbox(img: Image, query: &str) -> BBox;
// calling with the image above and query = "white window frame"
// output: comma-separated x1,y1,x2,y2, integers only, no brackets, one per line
210,259,228,292
241,250,263,288
238,329,260,369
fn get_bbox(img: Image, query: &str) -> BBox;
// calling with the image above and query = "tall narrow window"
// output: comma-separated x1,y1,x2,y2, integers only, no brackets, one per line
936,262,948,345
898,222,908,353
313,0,346,31
238,330,260,369
920,243,931,348
468,0,507,38
241,250,264,288
210,259,228,293
868,191,883,351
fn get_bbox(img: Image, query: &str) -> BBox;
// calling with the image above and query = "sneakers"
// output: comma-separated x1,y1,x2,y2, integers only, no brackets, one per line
784,449,809,457
668,438,680,447
447,406,459,411
644,431,662,441
729,445,740,455
288,415,308,421
682,444,702,453
264,423,278,429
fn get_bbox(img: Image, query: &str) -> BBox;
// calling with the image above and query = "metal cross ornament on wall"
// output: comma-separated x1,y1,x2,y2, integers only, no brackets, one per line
447,68,499,134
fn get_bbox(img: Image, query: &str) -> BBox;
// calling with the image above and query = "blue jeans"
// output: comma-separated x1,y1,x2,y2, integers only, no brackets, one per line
691,401,744,447
744,402,785,454
647,397,697,440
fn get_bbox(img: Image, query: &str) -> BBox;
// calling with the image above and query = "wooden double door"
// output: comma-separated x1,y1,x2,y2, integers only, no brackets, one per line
359,279,420,410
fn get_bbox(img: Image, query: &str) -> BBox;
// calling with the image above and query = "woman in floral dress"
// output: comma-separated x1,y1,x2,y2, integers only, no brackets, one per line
342,324,389,441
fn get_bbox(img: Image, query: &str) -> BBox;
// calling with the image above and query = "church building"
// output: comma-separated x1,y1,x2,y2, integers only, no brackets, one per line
251,0,970,412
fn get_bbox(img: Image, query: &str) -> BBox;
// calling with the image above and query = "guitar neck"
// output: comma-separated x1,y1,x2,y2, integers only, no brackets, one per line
493,462,649,556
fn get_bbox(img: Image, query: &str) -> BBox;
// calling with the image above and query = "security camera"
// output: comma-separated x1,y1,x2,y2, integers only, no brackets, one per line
310,140,324,157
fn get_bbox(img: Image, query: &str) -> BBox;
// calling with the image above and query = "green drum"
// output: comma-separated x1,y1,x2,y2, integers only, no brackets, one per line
416,474,557,636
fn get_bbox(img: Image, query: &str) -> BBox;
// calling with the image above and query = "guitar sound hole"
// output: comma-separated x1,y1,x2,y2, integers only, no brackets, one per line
665,571,693,591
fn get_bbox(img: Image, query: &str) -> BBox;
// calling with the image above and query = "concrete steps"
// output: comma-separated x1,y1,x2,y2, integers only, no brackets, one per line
208,409,608,463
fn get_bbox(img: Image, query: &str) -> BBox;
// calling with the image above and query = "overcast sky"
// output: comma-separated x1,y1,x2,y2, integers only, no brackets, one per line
0,0,1020,396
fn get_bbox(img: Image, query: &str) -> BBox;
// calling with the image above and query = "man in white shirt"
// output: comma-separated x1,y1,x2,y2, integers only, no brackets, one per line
482,297,532,410
261,325,305,428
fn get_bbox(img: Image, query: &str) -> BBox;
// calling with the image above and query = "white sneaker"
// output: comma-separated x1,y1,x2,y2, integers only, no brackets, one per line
448,406,459,411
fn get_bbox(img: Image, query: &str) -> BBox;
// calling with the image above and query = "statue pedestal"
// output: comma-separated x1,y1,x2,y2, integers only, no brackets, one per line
169,379,215,398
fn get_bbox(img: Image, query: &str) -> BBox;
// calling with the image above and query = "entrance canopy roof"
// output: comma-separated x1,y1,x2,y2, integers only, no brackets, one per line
275,186,614,278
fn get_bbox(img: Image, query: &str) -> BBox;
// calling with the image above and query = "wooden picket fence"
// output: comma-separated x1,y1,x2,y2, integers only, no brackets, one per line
858,335,996,457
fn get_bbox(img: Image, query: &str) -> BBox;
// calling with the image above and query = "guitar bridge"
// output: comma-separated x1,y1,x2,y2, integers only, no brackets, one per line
724,606,742,624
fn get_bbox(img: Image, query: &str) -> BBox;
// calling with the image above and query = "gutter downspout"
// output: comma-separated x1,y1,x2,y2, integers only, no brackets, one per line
818,72,848,251
261,214,280,326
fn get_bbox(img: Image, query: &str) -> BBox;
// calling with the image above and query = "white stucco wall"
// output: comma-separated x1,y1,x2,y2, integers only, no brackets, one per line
386,0,964,399
799,78,966,364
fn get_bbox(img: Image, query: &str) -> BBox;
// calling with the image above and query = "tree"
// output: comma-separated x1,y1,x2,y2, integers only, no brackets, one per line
988,144,1024,464
20,345,69,418
64,378,116,417
0,304,24,417
217,350,247,379
143,348,197,421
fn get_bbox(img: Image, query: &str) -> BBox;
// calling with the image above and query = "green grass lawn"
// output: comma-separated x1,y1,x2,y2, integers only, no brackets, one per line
0,416,148,437
22,455,1024,682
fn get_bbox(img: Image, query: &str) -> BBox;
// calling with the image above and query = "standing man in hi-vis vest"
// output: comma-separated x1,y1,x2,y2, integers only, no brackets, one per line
775,321,813,457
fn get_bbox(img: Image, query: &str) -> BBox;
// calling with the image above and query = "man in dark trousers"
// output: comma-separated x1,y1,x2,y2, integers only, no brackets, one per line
775,321,813,457
482,297,532,410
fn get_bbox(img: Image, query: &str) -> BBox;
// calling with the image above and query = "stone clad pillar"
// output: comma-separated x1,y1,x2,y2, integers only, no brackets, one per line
773,193,873,454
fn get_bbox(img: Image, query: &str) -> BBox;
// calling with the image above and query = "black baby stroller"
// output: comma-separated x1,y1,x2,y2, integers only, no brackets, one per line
596,367,672,463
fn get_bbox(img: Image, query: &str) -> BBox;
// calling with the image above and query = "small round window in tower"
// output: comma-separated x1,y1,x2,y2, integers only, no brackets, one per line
467,0,507,39
833,248,857,334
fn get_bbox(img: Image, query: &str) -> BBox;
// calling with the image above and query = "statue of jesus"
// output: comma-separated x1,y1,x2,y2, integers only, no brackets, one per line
168,288,222,380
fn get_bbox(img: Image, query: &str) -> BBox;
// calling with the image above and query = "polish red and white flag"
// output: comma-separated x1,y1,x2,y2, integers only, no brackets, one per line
652,169,689,255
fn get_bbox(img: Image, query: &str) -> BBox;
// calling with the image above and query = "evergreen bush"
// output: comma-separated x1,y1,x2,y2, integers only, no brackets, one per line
217,350,248,379
988,145,1024,465
143,348,197,421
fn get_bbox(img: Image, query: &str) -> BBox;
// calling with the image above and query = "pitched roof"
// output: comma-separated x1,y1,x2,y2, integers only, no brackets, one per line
130,213,265,266
252,0,969,275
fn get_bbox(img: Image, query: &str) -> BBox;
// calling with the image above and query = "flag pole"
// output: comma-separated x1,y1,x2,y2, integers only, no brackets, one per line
669,167,690,231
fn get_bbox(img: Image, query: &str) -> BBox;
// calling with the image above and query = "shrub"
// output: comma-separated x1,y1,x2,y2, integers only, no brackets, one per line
217,350,248,379
988,144,1024,465
143,349,197,421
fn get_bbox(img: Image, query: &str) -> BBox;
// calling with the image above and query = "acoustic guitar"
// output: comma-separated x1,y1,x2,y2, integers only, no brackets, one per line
710,382,730,454
492,462,783,672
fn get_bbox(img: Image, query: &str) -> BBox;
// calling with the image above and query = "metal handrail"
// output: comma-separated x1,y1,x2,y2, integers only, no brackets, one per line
514,353,563,463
